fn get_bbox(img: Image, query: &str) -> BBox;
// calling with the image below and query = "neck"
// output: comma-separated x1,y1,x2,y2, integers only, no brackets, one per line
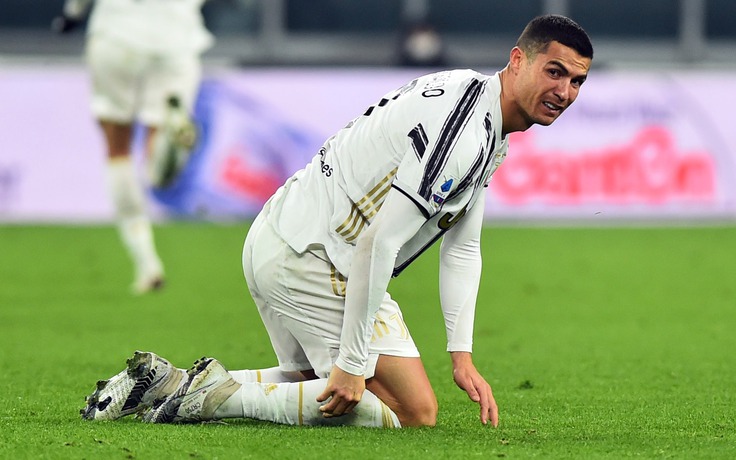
498,65,531,136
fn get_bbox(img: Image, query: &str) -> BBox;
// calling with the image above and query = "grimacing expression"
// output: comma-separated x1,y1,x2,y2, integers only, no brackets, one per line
513,40,591,127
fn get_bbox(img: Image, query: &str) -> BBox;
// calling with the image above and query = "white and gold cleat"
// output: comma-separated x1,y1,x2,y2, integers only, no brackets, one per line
143,357,240,423
80,351,186,420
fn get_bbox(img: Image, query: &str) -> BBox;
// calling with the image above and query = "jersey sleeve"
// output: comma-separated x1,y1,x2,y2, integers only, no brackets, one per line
335,188,428,375
439,190,485,352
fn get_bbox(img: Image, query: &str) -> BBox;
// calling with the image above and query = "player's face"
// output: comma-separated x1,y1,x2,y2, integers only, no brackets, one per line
513,41,591,127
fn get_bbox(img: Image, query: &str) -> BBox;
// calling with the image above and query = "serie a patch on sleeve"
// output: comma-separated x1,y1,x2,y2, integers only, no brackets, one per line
431,177,454,205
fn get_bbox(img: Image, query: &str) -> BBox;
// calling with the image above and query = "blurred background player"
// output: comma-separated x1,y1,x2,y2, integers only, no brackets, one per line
52,0,214,294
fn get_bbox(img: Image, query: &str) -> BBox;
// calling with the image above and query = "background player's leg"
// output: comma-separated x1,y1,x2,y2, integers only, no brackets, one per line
143,52,201,188
101,120,163,293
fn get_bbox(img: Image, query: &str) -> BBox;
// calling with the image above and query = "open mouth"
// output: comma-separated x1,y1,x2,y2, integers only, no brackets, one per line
543,101,563,112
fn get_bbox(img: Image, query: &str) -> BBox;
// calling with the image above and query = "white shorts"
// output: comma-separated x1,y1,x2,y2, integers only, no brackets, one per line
242,210,420,379
85,35,202,126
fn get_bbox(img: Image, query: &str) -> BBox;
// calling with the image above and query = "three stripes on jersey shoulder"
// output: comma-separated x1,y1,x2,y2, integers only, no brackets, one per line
335,167,398,243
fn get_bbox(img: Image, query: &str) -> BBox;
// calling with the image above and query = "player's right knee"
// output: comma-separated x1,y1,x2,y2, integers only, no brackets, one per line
400,396,438,427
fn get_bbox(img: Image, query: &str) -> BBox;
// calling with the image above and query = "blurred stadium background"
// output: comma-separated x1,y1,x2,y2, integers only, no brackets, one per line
2,0,736,224
2,4,735,456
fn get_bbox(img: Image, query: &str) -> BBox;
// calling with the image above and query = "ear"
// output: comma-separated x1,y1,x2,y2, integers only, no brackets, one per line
509,46,524,73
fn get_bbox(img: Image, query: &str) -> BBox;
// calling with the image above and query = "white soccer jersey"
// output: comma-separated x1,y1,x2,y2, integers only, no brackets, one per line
267,69,509,278
65,0,213,54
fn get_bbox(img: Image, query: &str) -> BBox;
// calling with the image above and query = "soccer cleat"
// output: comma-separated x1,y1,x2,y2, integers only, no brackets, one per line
148,95,198,189
131,256,165,295
143,357,240,424
132,272,165,295
80,351,187,420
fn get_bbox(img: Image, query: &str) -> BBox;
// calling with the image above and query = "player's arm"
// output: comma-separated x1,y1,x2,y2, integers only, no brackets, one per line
52,0,93,33
317,188,427,417
439,192,499,426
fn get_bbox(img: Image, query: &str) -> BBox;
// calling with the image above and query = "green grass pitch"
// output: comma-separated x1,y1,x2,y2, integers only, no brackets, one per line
0,223,734,459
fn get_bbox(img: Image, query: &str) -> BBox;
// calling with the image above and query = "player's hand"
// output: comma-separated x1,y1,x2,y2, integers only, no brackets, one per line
51,15,81,34
451,351,499,426
316,365,365,418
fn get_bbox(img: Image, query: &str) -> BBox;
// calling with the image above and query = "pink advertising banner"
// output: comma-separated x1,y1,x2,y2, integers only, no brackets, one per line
490,72,736,221
1,66,735,223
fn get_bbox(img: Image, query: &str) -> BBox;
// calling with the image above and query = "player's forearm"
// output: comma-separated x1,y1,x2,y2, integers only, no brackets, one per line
439,197,484,351
440,246,481,351
336,231,395,376
336,189,427,375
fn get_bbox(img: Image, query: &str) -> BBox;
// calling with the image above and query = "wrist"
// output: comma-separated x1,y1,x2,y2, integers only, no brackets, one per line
334,356,365,377
450,351,473,368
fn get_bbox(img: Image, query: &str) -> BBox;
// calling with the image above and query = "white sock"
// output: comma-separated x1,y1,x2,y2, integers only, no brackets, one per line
229,367,309,384
215,379,401,428
107,158,162,278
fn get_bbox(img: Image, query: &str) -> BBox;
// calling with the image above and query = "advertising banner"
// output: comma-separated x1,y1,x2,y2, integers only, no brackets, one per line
490,72,736,221
1,66,735,223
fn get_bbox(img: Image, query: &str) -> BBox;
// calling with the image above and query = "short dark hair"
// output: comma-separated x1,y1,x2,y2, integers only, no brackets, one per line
516,14,593,60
